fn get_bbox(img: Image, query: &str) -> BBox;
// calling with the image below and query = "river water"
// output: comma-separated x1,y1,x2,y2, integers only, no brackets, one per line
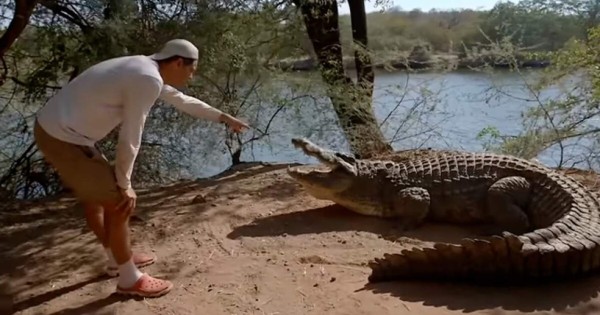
183,68,596,178
1,68,584,181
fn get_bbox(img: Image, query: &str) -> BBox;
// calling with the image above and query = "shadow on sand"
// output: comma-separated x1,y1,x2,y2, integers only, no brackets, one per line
359,277,600,313
1,274,119,315
229,204,600,313
41,294,139,315
227,204,475,244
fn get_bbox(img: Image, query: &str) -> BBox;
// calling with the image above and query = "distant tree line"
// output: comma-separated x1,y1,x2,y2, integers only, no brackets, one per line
313,1,592,59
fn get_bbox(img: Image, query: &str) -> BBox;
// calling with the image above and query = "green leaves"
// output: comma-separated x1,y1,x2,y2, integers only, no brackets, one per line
204,31,248,74
481,21,600,165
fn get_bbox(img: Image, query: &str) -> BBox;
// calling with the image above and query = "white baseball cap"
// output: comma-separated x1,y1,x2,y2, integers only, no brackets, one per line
149,39,199,60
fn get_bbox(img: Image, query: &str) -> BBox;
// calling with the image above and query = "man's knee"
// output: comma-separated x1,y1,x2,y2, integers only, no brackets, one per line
83,202,121,216
76,187,122,206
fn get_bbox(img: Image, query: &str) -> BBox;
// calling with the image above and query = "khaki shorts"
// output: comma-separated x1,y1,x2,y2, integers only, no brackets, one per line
33,120,121,203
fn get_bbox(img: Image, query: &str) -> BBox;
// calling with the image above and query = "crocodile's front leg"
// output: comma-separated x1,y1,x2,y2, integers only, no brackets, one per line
389,187,431,230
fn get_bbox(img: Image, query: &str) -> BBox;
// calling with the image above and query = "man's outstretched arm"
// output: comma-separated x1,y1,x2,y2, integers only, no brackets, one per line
159,84,249,131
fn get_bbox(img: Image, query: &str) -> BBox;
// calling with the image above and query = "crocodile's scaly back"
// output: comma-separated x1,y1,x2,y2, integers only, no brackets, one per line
288,137,600,283
368,152,600,283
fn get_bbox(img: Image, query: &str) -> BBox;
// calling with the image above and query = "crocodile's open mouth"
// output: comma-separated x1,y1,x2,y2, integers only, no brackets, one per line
287,163,350,197
288,137,356,175
286,138,356,196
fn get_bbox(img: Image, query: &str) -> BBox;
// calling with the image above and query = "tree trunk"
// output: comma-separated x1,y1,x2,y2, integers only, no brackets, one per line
348,0,374,93
0,0,40,86
293,0,392,158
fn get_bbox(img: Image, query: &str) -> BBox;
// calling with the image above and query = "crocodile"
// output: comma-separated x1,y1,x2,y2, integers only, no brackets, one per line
286,137,600,284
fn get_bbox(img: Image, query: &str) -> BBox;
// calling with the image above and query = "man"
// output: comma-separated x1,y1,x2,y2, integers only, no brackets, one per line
33,39,249,298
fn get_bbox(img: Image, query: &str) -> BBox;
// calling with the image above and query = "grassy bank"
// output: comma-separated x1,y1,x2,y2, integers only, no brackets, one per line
272,53,551,72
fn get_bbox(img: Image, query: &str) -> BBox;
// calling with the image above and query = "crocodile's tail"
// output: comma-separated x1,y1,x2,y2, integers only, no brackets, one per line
368,229,600,284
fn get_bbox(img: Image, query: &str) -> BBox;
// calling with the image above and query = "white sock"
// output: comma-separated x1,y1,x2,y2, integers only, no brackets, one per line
105,247,117,267
117,258,144,288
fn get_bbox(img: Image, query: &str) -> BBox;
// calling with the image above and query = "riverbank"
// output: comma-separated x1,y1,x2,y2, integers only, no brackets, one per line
2,161,600,315
272,53,551,72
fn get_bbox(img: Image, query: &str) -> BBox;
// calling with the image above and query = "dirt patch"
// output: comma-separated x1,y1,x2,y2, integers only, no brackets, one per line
2,162,600,314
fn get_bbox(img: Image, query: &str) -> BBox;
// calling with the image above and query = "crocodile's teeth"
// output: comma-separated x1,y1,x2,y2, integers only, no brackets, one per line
288,166,331,174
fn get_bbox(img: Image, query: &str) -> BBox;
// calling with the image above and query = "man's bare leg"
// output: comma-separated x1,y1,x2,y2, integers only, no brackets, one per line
103,201,173,296
84,203,108,245
84,202,155,276
103,201,139,287
84,203,117,268
33,120,169,297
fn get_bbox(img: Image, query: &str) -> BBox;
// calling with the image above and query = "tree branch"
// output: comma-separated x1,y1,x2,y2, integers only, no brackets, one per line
39,0,92,32
0,0,40,86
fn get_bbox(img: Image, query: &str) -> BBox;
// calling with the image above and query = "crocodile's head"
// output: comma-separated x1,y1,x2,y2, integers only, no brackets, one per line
287,137,359,200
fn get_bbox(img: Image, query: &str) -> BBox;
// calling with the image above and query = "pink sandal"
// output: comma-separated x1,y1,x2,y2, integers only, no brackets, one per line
116,273,173,298
106,252,156,277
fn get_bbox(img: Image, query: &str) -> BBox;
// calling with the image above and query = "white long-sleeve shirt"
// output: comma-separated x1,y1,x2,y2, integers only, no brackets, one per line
36,55,223,190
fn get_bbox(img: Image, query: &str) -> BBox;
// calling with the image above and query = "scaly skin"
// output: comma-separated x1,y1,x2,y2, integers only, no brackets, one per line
287,137,600,284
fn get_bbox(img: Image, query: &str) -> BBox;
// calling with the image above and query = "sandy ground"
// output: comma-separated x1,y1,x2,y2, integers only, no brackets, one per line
3,162,600,315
